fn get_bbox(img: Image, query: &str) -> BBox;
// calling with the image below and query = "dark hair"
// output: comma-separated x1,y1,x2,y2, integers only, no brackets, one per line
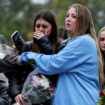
33,10,58,49
58,27,67,40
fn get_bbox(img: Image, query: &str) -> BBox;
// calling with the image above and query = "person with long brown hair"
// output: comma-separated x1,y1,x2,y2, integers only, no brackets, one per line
18,3,104,105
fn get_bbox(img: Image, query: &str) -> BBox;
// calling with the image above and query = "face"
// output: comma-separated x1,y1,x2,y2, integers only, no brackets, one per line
99,31,105,51
65,7,78,35
35,19,52,36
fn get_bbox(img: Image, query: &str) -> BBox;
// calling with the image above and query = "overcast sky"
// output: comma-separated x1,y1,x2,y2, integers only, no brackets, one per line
31,0,48,4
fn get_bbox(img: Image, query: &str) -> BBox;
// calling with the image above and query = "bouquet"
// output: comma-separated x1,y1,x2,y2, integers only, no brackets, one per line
97,89,105,105
22,70,55,104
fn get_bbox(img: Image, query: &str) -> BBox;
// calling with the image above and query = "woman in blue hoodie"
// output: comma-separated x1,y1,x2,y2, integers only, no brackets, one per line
19,3,104,105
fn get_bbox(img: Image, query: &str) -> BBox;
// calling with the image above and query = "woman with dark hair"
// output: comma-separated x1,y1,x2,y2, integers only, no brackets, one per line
5,10,59,105
23,10,58,54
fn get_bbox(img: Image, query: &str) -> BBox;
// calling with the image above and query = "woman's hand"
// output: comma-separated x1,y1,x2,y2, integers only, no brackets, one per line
15,94,25,105
33,31,45,40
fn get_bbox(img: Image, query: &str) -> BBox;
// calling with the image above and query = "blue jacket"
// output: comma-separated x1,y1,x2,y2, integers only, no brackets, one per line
20,34,100,105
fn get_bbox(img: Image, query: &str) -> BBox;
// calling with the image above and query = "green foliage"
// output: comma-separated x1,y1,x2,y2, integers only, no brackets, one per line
0,0,44,45
0,0,105,45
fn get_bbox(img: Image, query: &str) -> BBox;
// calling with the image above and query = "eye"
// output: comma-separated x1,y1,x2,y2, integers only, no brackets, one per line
100,38,105,41
35,24,40,28
42,25,48,29
72,15,77,19
35,24,48,29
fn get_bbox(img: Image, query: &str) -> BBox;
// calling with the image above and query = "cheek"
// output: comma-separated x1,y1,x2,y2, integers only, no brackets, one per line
35,28,38,31
72,21,78,34
73,20,77,29
46,27,52,36
100,42,104,48
35,27,39,32
100,41,103,44
35,27,45,33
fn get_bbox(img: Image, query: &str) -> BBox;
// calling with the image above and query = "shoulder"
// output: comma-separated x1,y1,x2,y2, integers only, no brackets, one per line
63,34,96,54
68,34,95,46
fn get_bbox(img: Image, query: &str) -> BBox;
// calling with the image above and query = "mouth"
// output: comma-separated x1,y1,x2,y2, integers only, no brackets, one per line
65,23,71,29
65,23,72,30
66,23,71,26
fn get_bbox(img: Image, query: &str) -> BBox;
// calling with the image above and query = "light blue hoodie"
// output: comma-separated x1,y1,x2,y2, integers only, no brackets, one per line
20,34,100,105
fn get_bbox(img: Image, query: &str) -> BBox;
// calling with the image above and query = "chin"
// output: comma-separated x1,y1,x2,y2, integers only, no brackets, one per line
65,28,71,33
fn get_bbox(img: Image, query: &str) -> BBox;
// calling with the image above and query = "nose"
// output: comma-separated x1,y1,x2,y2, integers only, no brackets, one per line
66,16,70,21
38,27,45,33
38,28,45,34
66,15,72,24
38,26,43,30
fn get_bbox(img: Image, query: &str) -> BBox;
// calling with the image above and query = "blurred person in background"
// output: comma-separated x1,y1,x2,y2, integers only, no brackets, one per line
5,10,59,105
98,26,105,87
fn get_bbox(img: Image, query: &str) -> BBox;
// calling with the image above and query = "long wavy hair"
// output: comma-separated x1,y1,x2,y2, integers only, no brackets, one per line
69,4,104,89
98,26,105,86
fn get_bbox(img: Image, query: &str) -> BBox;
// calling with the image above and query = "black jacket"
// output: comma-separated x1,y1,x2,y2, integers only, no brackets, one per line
22,36,54,54
0,73,11,105
5,36,67,103
5,64,33,101
5,36,56,103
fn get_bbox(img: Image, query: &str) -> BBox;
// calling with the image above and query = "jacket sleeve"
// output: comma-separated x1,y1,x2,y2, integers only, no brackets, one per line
20,35,97,75
8,78,21,99
5,68,21,100
5,64,33,100
22,41,33,52
22,36,54,54
56,39,68,53
0,73,11,105
37,36,54,54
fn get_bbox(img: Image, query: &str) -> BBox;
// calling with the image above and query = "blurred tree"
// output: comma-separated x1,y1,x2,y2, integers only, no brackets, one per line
0,0,44,45
0,0,105,45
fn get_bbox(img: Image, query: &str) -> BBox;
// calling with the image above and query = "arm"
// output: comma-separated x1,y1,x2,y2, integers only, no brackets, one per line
5,69,21,100
5,67,25,105
5,64,33,105
56,39,68,53
0,73,11,105
22,36,54,55
20,35,95,75
37,36,54,54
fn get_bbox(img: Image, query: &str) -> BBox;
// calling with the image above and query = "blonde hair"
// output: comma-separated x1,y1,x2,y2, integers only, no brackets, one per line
98,26,105,39
69,4,104,89
98,26,105,50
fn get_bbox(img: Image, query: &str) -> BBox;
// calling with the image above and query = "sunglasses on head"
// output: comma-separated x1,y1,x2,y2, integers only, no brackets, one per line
35,24,48,29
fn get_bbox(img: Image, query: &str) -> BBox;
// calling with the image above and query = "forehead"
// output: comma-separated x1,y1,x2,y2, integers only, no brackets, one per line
36,19,50,25
67,7,76,14
100,31,105,37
